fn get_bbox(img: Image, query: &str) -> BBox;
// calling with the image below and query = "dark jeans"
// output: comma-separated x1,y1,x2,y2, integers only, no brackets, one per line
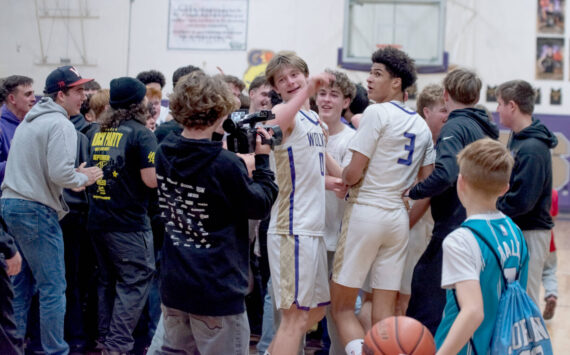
406,236,446,337
133,253,161,355
92,230,155,352
60,210,98,351
0,258,23,355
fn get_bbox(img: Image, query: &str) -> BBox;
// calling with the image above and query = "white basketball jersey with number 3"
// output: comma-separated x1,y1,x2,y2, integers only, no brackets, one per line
348,101,435,209
268,110,326,237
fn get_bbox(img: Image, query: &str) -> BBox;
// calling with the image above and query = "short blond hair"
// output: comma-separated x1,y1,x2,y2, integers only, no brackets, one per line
417,84,444,119
169,72,237,129
457,138,513,198
89,89,110,119
443,68,481,105
265,51,309,87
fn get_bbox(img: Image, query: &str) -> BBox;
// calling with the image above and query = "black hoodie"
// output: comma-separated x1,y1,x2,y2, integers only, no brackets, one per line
156,133,278,316
410,108,499,239
0,218,17,261
497,119,557,230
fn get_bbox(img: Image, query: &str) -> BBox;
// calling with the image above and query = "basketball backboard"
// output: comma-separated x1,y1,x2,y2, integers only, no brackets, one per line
339,0,447,73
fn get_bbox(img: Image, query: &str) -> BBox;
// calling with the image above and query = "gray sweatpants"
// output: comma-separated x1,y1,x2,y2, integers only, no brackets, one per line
155,306,250,355
522,229,551,305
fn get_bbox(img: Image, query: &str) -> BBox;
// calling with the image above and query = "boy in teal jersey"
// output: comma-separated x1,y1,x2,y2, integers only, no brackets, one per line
435,138,529,355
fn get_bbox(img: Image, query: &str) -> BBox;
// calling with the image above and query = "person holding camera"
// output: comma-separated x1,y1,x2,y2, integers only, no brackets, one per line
155,71,278,355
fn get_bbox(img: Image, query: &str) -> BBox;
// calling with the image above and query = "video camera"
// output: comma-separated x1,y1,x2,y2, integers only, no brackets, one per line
223,110,283,154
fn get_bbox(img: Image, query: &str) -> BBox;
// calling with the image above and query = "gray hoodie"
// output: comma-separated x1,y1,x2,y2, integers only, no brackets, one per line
1,97,88,219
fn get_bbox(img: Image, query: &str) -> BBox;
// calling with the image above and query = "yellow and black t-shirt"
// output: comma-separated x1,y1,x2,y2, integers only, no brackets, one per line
87,119,157,232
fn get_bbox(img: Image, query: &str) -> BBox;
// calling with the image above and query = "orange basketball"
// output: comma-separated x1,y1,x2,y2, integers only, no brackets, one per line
363,316,436,355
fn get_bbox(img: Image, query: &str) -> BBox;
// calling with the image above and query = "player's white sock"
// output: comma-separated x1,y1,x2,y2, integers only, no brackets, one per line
345,339,363,355
263,351,271,355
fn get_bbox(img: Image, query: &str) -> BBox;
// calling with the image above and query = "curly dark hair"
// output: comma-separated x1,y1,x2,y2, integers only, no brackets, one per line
371,47,417,92
169,72,237,129
98,100,149,131
136,70,166,88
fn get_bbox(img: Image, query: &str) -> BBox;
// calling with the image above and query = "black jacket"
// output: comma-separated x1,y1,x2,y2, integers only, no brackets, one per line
156,134,278,316
497,119,557,230
0,218,17,261
62,132,90,212
410,108,499,239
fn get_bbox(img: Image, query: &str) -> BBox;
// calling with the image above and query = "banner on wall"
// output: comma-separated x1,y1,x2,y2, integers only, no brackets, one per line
168,0,248,50
243,49,274,88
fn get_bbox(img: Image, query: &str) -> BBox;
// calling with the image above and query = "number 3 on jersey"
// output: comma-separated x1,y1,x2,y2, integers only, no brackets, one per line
397,132,415,166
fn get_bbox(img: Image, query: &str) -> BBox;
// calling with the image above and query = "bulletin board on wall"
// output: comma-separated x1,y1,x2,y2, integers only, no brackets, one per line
167,0,249,51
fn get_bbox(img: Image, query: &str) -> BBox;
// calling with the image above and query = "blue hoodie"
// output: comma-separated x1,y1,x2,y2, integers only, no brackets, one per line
0,105,23,184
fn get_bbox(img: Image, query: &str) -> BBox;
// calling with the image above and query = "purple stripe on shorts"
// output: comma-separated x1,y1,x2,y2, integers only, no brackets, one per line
294,301,311,311
294,235,299,302
287,147,295,235
293,301,330,311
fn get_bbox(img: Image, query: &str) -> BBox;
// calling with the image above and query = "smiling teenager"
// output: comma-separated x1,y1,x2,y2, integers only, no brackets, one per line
1,66,102,355
263,51,332,355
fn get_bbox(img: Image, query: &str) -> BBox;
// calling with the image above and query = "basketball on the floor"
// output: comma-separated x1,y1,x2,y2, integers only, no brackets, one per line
363,316,436,355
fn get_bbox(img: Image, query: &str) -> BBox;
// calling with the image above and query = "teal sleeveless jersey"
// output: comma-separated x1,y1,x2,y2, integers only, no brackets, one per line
434,215,529,354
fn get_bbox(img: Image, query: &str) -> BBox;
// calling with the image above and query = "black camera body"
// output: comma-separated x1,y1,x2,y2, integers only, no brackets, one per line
223,110,283,154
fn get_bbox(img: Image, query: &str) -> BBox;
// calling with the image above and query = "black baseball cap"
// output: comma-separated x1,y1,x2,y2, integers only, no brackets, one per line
44,66,93,94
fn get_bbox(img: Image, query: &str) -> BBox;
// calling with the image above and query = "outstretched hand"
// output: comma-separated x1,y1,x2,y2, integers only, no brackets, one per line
77,162,103,187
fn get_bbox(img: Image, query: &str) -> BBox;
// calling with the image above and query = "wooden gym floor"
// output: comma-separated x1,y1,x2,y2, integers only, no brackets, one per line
543,213,570,354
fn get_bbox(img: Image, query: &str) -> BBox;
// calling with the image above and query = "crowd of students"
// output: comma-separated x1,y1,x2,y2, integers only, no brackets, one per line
0,45,558,355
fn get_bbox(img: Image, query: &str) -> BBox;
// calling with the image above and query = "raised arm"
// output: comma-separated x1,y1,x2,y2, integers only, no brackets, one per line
266,73,332,141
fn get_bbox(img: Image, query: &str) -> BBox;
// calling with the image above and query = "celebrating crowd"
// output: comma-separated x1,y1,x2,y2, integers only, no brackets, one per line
0,45,558,355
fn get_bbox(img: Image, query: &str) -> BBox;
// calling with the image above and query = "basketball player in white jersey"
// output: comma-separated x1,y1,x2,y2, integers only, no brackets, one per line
263,51,332,355
317,69,357,355
328,47,435,355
